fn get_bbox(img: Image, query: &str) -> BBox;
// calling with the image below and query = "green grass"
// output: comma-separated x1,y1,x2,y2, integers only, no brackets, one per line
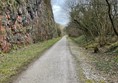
71,35,88,46
70,36,118,82
71,35,95,47
0,38,61,83
93,54,118,75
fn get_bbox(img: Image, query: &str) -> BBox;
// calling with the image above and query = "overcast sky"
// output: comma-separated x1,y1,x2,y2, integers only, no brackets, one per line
51,0,70,26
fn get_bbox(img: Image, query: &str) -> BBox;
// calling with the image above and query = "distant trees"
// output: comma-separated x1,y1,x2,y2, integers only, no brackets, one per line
66,0,118,46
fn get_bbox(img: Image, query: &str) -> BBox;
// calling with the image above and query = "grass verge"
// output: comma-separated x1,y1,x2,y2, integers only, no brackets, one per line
68,38,106,83
70,36,118,83
0,37,61,83
70,35,88,46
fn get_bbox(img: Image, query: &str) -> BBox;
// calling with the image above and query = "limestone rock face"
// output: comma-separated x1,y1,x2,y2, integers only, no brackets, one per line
0,0,58,52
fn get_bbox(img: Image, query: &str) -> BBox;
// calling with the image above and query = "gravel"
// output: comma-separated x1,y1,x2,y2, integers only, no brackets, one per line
13,36,79,83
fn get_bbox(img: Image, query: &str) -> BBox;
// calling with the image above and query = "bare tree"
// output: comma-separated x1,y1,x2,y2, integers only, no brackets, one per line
105,0,118,36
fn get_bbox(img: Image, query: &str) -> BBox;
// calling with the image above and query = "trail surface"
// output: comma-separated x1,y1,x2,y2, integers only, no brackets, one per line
13,36,78,83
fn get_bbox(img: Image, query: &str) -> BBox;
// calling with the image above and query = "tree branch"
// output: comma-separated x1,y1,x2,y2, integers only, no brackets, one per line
105,0,118,36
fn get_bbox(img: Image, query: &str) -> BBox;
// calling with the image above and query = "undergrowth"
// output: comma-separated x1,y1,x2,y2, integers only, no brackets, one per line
71,35,118,82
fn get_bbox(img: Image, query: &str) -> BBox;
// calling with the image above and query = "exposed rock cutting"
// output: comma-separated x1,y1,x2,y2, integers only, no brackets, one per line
0,0,58,52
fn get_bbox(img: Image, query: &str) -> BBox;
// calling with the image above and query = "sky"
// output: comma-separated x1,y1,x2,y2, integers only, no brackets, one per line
51,0,70,26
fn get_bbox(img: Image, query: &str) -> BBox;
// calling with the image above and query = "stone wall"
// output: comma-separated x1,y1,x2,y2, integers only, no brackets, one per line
0,0,58,52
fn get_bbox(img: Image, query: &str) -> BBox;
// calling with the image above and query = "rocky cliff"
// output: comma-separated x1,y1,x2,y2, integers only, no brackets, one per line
0,0,58,52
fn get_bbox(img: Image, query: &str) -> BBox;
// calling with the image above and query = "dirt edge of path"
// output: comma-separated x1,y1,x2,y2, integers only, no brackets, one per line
68,38,108,83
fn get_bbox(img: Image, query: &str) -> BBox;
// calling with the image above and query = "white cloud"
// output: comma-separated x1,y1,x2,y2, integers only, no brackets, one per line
52,5,61,13
51,0,65,6
51,0,70,26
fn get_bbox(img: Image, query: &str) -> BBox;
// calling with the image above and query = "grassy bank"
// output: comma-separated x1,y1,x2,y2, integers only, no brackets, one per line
70,36,118,83
0,38,61,83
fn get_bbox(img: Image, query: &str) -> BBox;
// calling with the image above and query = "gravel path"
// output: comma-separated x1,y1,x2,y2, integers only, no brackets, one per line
13,36,78,83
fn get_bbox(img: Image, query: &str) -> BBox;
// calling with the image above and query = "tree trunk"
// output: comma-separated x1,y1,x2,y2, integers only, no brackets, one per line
105,0,118,36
